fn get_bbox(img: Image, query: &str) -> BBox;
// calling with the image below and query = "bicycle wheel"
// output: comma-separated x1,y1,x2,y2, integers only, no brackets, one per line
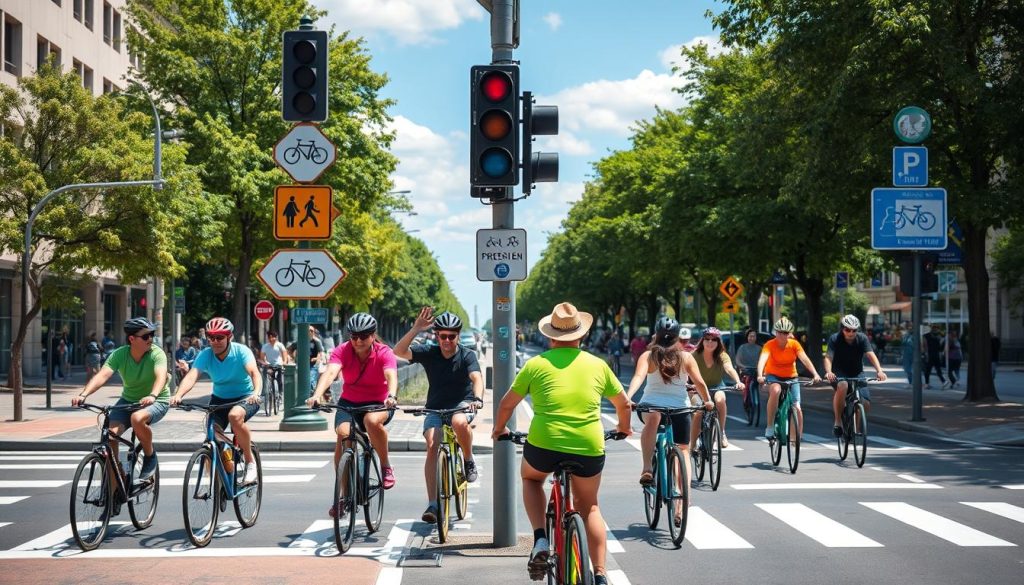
770,427,782,466
786,409,801,474
311,147,328,164
692,421,706,482
643,452,660,529
919,212,936,230
564,512,594,585
453,448,469,521
262,371,272,416
853,403,868,468
334,450,358,553
743,385,754,426
708,418,723,491
70,452,111,551
435,448,452,543
182,446,218,547
544,504,556,585
363,450,384,533
275,266,295,287
752,385,761,427
665,446,688,548
234,443,262,527
838,404,851,461
306,267,326,287
127,443,159,530
283,147,300,165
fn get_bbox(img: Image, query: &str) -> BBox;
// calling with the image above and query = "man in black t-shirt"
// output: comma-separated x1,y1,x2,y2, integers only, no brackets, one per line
395,307,484,524
824,315,887,438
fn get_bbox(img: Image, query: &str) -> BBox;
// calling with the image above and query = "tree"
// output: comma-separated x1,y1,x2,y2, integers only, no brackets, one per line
0,66,211,419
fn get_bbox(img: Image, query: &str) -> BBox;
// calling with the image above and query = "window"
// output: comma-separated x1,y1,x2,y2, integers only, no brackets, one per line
112,10,121,52
73,0,82,21
73,60,94,92
102,77,114,94
3,15,22,76
52,0,62,6
103,2,111,45
84,0,93,30
36,36,61,71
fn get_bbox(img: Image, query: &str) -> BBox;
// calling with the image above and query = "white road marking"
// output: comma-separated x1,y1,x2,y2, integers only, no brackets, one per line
453,523,471,530
1000,485,1024,490
0,464,77,470
961,502,1024,524
0,456,84,461
159,474,315,486
0,480,69,488
607,569,632,585
12,521,130,552
897,474,926,484
605,521,624,553
157,460,327,471
861,502,1016,547
0,496,30,505
0,523,10,529
290,519,335,549
869,436,923,449
757,503,883,547
732,482,942,490
685,507,754,549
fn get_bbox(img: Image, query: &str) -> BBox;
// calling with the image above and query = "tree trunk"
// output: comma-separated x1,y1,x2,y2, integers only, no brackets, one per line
232,222,254,344
803,283,825,367
961,222,998,401
645,294,659,333
7,271,44,422
744,282,762,333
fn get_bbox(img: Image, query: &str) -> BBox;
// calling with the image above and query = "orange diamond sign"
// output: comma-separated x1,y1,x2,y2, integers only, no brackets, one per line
274,185,340,241
719,276,743,301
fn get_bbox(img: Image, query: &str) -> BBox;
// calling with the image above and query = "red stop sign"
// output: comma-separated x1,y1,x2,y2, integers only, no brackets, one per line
254,300,275,321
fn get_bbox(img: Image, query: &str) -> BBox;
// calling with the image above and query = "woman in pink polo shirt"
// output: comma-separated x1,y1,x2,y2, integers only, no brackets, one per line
307,313,399,499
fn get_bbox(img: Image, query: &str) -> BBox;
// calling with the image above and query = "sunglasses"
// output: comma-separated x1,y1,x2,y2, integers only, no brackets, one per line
350,332,374,341
703,336,719,342
842,327,857,333
208,335,228,342
133,332,154,341
437,333,458,341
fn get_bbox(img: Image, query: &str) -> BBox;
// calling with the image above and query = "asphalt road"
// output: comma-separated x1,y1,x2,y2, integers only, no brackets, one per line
1,387,1022,584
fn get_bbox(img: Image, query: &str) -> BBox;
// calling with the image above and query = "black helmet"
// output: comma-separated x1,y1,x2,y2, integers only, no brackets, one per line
347,312,377,334
433,311,462,331
124,317,157,336
655,317,680,337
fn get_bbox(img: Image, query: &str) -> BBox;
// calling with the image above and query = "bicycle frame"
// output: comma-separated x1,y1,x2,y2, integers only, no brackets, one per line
81,404,145,505
177,401,255,502
772,382,795,438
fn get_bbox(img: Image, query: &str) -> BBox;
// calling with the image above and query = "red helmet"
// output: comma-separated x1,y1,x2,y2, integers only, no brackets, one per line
205,317,234,336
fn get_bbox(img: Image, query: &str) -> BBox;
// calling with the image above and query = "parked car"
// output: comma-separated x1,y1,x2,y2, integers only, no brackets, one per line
459,331,481,355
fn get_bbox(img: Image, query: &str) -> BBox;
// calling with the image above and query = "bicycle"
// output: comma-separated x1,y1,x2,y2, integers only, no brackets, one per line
174,400,263,547
633,404,697,547
690,388,729,492
405,405,474,543
259,363,284,417
889,204,937,231
764,379,801,474
498,430,626,585
833,377,875,467
69,403,161,551
315,403,394,554
740,368,761,427
283,139,329,165
274,259,325,287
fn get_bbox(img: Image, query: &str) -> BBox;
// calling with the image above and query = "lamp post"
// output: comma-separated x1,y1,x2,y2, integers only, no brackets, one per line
17,84,165,418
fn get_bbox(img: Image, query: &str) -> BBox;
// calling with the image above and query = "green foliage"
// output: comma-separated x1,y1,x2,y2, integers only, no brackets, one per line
992,229,1024,311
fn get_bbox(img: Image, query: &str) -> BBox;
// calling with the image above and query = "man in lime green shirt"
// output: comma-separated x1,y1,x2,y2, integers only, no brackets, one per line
73,318,169,480
493,302,632,585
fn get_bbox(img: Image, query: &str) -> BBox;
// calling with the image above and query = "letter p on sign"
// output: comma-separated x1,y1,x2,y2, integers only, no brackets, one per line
893,146,928,187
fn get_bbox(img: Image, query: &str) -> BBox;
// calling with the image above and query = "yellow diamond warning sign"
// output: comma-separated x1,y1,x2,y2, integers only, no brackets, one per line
274,185,340,241
719,276,744,301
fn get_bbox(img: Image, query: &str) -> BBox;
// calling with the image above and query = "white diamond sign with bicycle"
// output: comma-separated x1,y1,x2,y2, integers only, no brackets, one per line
256,248,348,300
273,123,338,183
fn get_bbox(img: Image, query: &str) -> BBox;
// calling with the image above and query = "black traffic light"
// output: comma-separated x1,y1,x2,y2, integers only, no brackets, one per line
282,28,328,122
897,253,938,295
470,65,519,186
521,90,559,195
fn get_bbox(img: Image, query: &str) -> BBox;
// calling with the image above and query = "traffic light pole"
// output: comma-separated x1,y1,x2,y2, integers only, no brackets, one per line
487,0,518,549
911,251,925,421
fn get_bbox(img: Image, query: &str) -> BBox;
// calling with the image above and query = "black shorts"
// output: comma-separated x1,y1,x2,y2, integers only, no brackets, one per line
209,395,259,432
523,442,605,478
637,410,692,445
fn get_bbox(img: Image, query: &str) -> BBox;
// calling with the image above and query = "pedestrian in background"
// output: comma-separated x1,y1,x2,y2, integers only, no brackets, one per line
946,330,963,388
630,333,647,365
85,332,103,383
922,325,946,389
899,326,915,387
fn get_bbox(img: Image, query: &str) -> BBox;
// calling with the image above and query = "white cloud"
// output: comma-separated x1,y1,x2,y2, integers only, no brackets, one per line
386,115,465,213
659,34,727,71
540,133,593,156
317,0,484,44
543,12,562,31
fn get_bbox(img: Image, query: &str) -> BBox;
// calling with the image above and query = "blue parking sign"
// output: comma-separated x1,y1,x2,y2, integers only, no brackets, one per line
836,271,849,290
893,147,928,187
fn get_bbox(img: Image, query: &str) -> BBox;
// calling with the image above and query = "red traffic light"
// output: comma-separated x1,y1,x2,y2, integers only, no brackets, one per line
480,71,513,102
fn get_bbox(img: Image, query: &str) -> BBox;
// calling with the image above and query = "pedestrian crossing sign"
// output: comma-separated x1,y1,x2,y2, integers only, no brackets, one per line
273,185,339,241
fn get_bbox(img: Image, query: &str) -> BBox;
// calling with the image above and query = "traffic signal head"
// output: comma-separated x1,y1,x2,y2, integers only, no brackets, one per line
471,65,519,186
521,90,559,194
282,29,329,122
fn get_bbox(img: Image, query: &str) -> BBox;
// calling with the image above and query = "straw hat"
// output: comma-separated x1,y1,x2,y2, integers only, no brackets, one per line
538,302,593,342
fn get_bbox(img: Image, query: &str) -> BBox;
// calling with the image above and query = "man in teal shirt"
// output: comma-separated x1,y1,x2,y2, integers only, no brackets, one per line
73,317,169,480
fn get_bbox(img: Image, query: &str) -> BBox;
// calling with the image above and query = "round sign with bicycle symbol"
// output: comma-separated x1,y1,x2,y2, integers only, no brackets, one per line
273,123,338,183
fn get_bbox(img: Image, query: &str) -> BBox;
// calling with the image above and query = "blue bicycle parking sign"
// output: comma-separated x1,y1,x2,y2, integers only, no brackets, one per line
871,188,948,250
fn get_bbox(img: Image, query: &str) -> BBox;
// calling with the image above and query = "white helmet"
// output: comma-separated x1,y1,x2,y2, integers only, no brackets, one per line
840,314,861,330
773,317,794,333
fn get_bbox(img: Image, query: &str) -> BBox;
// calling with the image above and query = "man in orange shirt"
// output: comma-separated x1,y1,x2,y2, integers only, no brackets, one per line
756,317,822,439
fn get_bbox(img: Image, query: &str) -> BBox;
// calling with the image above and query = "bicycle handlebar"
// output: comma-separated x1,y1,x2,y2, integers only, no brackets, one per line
173,399,251,413
403,405,475,417
77,402,143,414
496,430,627,444
633,404,699,416
315,403,396,414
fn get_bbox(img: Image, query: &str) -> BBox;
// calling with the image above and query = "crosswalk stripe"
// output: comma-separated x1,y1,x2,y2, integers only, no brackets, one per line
0,480,69,488
159,474,315,486
757,503,883,547
0,523,10,529
0,496,29,505
0,464,77,470
0,456,84,461
732,482,942,490
290,519,334,548
1000,485,1024,490
685,507,754,549
861,502,1016,546
605,521,624,553
13,522,130,551
961,502,1024,524
158,461,327,471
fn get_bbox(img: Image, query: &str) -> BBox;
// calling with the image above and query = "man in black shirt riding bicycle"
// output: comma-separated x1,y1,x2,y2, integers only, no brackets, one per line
824,315,887,438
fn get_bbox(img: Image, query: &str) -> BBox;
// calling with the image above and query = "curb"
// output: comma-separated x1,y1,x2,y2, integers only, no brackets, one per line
0,438,495,453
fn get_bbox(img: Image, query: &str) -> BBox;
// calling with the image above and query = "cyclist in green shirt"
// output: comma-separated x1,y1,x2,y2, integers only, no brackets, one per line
72,318,169,480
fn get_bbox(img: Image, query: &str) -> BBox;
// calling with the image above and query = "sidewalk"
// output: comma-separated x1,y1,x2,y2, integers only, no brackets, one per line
0,369,497,453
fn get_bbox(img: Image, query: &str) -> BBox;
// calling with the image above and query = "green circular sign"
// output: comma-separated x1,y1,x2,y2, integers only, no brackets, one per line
893,106,932,144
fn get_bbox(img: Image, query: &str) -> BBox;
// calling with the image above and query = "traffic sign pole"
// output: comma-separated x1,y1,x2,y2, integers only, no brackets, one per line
911,252,925,422
279,241,326,431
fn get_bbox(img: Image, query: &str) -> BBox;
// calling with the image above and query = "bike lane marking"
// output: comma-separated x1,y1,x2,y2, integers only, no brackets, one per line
757,503,883,547
861,502,1015,547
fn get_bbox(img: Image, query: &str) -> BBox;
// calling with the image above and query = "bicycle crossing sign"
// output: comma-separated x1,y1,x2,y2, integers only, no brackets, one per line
722,300,740,314
870,188,948,250
937,270,957,294
273,123,338,183
719,276,743,301
274,185,340,241
256,249,347,300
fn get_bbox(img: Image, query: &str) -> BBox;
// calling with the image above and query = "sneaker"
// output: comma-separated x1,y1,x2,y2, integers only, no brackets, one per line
595,575,609,585
328,499,346,519
242,462,258,485
528,537,549,580
464,459,479,483
139,452,158,481
764,427,775,439
639,471,654,486
382,466,396,489
421,505,438,524
721,433,729,448
832,425,843,438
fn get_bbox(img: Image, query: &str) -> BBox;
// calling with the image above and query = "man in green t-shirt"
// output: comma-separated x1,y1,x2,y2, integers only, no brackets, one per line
493,302,632,585
73,317,169,480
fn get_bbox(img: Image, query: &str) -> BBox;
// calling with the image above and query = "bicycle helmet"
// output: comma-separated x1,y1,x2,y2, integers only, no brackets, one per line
840,314,861,330
347,312,377,334
433,311,462,331
123,317,157,335
655,317,680,337
205,317,234,336
702,326,722,339
773,317,794,333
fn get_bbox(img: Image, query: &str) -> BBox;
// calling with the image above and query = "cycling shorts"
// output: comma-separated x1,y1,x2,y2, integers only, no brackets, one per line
523,441,605,478
765,375,801,405
209,394,259,432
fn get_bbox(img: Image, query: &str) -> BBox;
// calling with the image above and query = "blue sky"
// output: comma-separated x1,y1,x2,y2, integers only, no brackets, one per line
313,0,724,326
